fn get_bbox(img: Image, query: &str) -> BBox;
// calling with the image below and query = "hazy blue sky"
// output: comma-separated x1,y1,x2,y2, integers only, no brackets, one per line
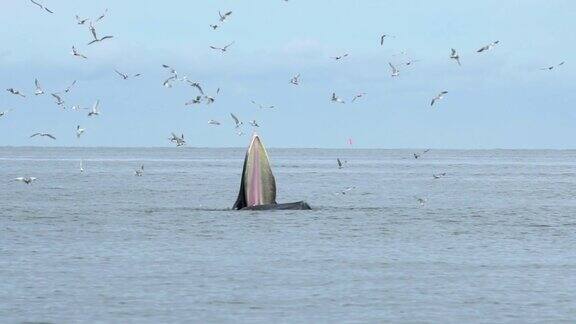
1,0,575,148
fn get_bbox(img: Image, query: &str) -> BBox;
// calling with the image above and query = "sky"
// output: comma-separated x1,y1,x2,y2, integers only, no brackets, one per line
1,0,575,148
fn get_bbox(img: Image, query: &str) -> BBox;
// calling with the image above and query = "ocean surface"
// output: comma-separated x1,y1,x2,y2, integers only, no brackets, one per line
2,147,576,323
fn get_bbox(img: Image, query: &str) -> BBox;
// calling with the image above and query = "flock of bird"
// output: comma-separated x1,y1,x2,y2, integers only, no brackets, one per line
6,2,568,207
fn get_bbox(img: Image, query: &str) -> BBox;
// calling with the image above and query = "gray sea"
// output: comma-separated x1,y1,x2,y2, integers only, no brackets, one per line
2,147,576,323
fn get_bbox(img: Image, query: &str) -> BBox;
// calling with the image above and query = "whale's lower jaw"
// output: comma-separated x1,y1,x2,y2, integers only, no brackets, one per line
240,201,312,211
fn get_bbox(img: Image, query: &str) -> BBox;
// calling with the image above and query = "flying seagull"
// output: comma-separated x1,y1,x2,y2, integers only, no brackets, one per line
338,186,356,195
186,80,204,95
0,109,13,118
389,62,400,77
71,46,87,59
380,34,391,45
30,0,53,13
450,48,461,66
7,88,25,97
185,96,203,105
64,80,77,93
230,113,243,128
413,149,430,159
34,79,45,95
433,172,447,179
430,91,448,107
337,158,344,169
76,125,85,138
404,58,420,66
204,88,220,105
210,41,235,53
289,73,301,85
208,119,221,126
87,22,114,45
169,133,186,147
540,61,565,71
94,8,108,23
88,100,100,116
331,53,349,61
75,15,88,25
415,197,427,206
351,92,366,102
331,92,345,104
249,120,260,127
163,75,178,88
51,93,65,108
210,24,219,30
114,69,141,80
477,40,499,53
14,177,37,184
218,10,232,22
134,165,144,177
30,133,56,140
251,100,274,109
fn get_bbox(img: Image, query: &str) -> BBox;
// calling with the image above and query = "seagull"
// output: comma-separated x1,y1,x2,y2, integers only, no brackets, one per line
415,197,427,206
30,0,53,13
389,62,400,77
87,22,114,45
80,159,84,173
218,10,232,22
236,130,245,136
331,53,349,61
75,15,89,25
163,75,178,88
331,92,345,104
430,91,448,107
249,120,260,127
185,96,203,105
71,105,87,111
404,58,420,66
76,125,85,138
186,80,204,95
477,40,499,53
71,46,87,59
251,100,275,109
6,88,25,97
540,61,565,70
337,158,344,169
87,100,100,116
433,172,447,179
0,109,13,118
134,165,144,177
413,149,430,159
169,133,186,147
208,119,221,126
14,177,37,184
30,133,56,140
94,8,108,23
51,93,65,108
450,48,461,66
210,24,219,30
230,113,243,128
114,69,141,80
64,80,77,93
204,88,220,105
210,42,235,53
34,79,45,95
289,73,301,85
338,186,356,195
380,34,391,45
162,64,178,77
351,92,366,102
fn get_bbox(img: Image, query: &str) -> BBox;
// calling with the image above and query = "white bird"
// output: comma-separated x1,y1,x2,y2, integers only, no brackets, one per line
88,100,100,116
185,96,203,105
34,79,45,95
351,92,366,102
433,172,446,179
6,88,25,97
210,42,235,53
389,62,400,77
331,92,345,104
251,100,274,109
134,165,144,177
204,88,220,105
169,133,186,147
51,93,65,108
64,80,77,93
76,125,85,138
114,69,141,80
249,120,260,127
75,15,88,25
450,48,461,66
71,46,87,59
80,159,84,173
30,133,56,140
14,177,37,184
30,0,53,13
230,113,243,128
337,186,356,195
208,119,221,126
415,197,427,206
210,24,219,30
94,8,108,23
430,91,448,107
331,53,349,61
540,61,565,71
477,40,499,53
404,58,420,66
87,22,114,45
289,73,300,85
186,80,204,95
218,10,232,22
0,109,13,118
337,158,344,169
413,149,430,159
236,130,245,136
